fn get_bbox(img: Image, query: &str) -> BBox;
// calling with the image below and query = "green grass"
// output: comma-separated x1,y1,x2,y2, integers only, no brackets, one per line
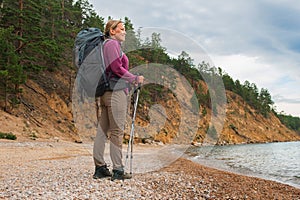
0,132,17,140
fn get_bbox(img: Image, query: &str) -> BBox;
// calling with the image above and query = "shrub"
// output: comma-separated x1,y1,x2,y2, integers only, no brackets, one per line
0,132,17,140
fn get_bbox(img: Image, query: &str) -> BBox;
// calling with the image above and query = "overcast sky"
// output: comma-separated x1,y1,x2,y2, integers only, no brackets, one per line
88,0,300,117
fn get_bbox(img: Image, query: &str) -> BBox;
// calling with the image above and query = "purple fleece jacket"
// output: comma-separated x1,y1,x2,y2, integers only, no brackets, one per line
103,39,137,83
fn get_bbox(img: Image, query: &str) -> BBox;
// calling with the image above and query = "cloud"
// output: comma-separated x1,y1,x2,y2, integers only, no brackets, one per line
273,95,300,104
88,0,300,116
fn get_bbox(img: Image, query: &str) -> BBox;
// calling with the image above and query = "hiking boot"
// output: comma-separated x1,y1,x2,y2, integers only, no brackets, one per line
93,165,112,179
111,169,132,181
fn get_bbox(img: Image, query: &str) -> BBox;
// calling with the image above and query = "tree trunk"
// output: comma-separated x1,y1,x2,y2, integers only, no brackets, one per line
4,76,8,112
61,0,65,20
17,0,23,53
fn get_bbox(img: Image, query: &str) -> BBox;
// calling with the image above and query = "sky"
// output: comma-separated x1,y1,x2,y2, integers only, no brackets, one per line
88,0,300,117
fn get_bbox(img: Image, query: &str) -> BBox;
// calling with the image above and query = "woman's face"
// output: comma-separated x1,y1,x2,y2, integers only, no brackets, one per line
110,23,126,42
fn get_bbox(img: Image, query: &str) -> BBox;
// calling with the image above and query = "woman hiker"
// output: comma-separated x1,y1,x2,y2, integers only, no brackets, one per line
92,19,144,181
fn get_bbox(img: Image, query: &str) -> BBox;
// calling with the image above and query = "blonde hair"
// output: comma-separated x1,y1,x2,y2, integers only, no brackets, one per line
104,20,123,37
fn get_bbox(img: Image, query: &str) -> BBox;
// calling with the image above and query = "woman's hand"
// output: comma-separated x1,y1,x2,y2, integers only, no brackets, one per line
136,75,144,85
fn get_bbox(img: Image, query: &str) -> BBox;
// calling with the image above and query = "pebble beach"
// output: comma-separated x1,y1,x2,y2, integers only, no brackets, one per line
1,140,299,200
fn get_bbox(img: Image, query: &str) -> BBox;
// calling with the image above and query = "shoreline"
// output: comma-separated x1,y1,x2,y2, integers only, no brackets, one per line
187,140,300,190
160,157,300,199
188,156,300,190
188,157,300,190
1,140,299,199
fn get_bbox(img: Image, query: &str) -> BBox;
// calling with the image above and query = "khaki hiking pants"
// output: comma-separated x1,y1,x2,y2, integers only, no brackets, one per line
93,90,128,170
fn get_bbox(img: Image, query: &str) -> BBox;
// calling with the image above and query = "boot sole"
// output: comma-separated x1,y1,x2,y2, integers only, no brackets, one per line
93,175,112,179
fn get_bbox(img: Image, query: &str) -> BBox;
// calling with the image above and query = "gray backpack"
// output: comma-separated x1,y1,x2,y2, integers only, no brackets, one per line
73,27,128,99
74,27,108,98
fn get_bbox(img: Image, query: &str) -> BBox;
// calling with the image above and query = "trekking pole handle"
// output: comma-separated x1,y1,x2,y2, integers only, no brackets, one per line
135,73,143,89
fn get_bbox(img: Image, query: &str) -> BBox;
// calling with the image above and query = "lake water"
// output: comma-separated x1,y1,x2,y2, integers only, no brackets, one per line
185,141,300,189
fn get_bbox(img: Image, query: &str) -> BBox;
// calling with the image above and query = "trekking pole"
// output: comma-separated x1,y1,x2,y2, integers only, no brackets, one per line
125,83,141,175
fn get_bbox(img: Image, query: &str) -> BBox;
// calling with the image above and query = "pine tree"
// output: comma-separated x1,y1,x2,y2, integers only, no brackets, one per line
0,26,25,110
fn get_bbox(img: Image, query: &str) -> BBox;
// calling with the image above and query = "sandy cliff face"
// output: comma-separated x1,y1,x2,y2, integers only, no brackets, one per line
133,80,300,145
216,91,300,144
0,69,79,142
0,71,299,144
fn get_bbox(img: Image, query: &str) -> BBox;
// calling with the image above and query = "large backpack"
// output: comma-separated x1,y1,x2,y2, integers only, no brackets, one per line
73,27,129,99
73,27,108,98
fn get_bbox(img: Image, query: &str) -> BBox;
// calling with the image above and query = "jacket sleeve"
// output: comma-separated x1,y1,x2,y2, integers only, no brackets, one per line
104,40,137,83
